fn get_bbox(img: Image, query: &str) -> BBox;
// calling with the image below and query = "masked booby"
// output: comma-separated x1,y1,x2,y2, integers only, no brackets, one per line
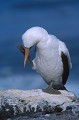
21,27,72,94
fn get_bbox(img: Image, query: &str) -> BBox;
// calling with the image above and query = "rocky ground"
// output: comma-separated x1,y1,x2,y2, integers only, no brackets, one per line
0,90,79,120
9,110,79,120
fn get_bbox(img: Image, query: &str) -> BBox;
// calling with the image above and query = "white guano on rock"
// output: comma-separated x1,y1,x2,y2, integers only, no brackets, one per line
0,89,77,116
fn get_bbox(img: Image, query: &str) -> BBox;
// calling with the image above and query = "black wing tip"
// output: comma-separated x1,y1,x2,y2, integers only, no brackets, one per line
61,52,70,85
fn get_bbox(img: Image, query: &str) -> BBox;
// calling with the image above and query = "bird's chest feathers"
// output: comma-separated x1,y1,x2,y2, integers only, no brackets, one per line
35,47,59,71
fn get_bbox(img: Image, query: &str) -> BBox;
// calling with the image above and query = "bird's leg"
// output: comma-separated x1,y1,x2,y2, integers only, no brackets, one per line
17,44,33,66
42,82,61,94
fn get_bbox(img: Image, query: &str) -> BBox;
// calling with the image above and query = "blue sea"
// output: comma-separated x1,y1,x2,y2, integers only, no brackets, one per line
0,0,79,97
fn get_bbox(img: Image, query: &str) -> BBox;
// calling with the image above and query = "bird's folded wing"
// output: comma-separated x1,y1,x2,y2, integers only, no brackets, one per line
59,41,72,70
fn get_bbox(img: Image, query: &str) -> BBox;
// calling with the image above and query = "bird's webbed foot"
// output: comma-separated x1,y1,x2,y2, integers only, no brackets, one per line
42,85,61,95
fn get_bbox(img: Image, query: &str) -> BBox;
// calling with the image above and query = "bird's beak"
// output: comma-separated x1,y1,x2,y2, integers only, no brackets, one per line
24,48,30,67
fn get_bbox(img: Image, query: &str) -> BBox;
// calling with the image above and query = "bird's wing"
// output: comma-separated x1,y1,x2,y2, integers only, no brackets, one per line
59,41,72,70
59,41,72,85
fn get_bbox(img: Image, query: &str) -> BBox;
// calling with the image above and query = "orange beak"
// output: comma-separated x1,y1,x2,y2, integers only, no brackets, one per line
24,48,30,67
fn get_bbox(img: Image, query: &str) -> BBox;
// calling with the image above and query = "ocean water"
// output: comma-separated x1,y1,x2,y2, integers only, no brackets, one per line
0,0,79,97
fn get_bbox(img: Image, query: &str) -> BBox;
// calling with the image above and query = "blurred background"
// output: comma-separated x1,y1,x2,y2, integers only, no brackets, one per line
0,0,79,97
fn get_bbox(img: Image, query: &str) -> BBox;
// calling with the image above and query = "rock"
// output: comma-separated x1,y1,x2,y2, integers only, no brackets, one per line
0,89,78,120
11,111,79,120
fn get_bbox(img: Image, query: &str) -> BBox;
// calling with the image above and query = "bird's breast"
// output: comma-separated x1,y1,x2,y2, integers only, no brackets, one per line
33,49,63,84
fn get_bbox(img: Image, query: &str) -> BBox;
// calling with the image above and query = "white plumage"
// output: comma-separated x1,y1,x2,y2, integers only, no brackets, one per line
22,27,72,89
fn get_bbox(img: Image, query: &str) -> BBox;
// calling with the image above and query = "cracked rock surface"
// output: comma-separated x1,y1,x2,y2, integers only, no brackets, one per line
0,89,78,120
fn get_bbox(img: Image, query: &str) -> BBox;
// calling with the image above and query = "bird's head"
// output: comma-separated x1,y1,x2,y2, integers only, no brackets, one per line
22,26,48,67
